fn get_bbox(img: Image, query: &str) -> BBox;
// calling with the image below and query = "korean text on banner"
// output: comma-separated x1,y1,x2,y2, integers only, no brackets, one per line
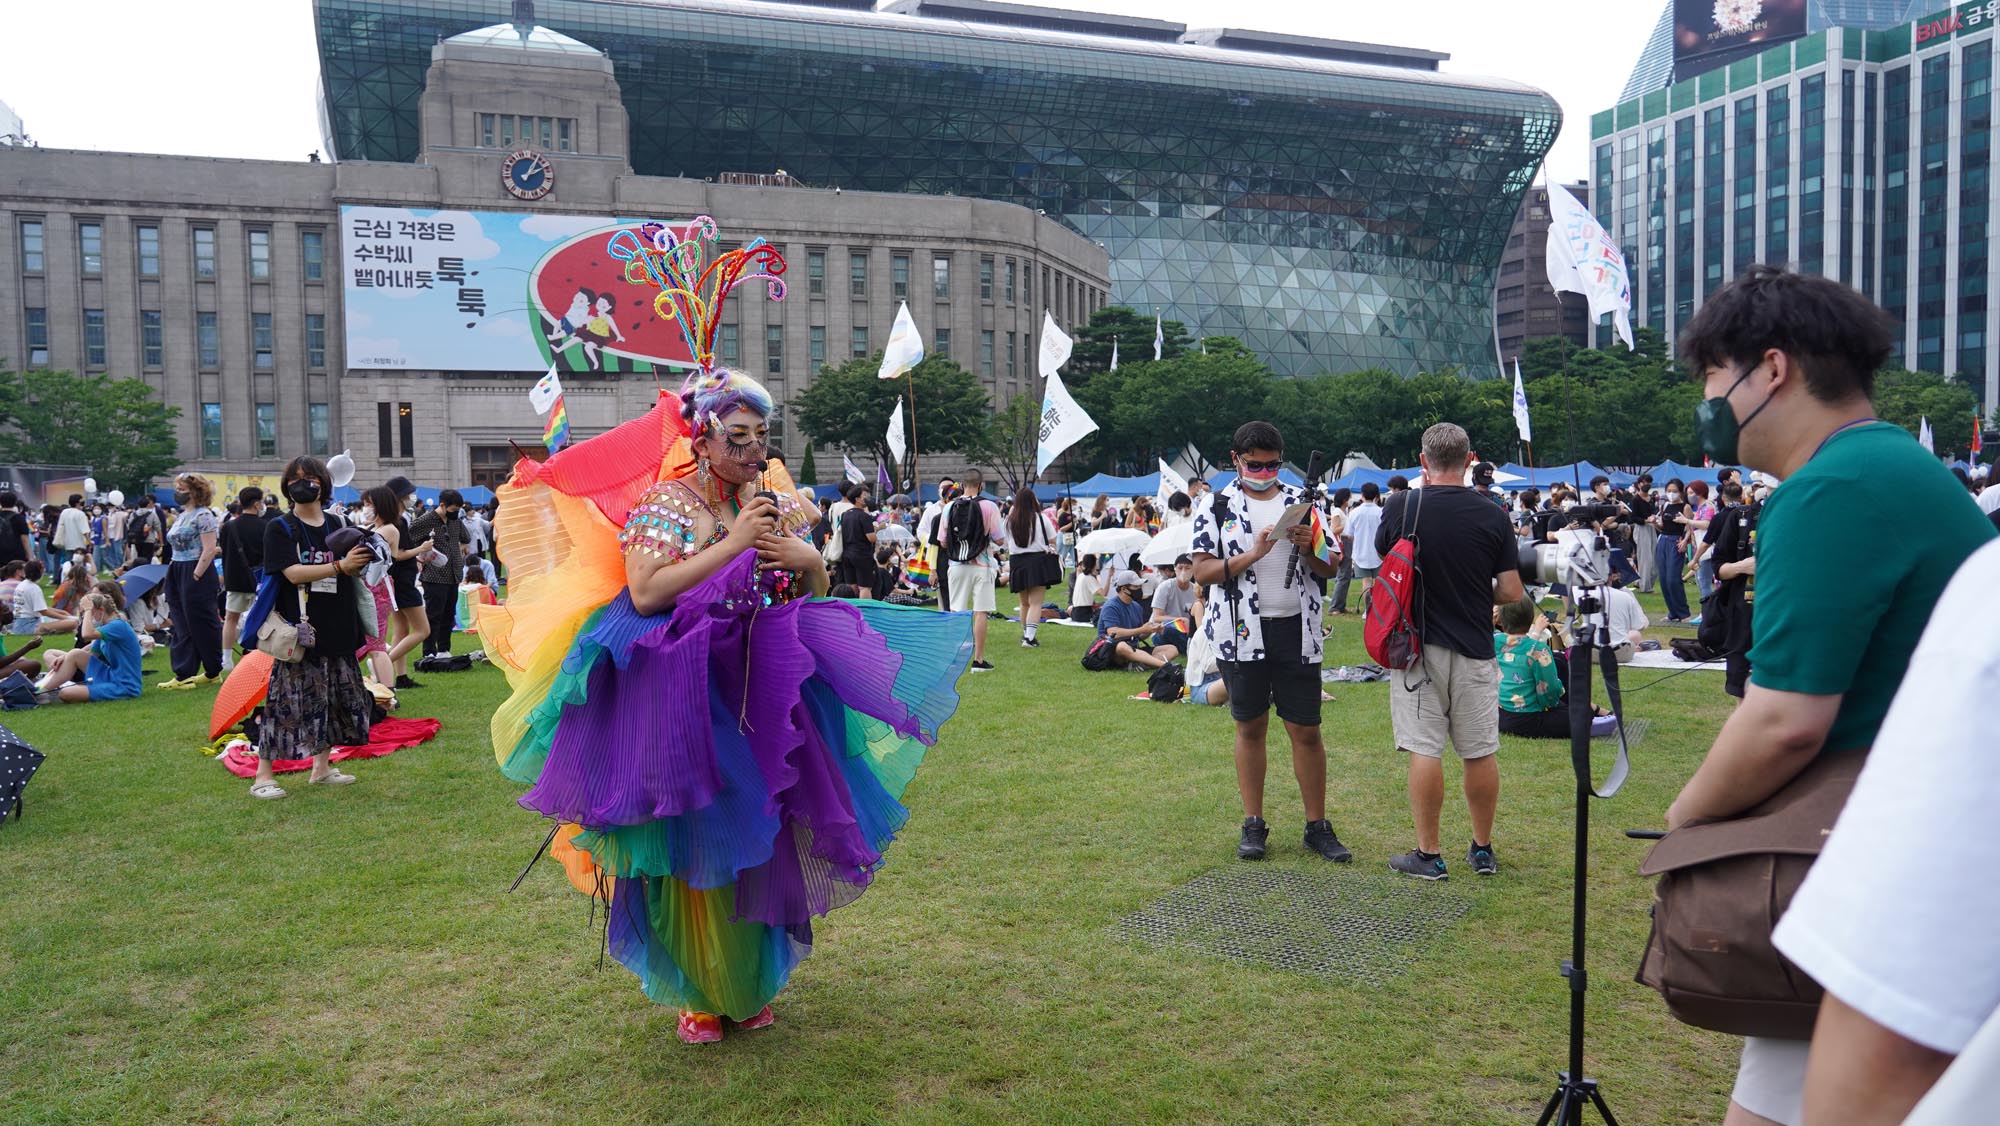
1036,369,1098,474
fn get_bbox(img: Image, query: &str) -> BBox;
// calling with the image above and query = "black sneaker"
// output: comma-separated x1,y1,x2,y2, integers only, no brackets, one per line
395,675,423,689
968,660,995,673
1020,637,1039,648
1390,849,1449,881
1468,841,1498,876
1237,816,1269,861
1302,820,1353,863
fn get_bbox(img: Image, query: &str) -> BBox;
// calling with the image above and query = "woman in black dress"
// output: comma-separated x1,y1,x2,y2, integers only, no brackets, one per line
1004,486,1060,647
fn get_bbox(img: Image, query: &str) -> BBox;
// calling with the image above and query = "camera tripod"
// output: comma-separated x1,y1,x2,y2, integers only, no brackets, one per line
1534,568,1633,1126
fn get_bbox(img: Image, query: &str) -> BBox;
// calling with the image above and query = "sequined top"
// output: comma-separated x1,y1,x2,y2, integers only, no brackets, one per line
620,477,816,608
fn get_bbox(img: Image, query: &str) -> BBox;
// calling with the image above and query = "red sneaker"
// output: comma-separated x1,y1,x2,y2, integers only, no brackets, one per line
676,1011,723,1044
733,1005,776,1031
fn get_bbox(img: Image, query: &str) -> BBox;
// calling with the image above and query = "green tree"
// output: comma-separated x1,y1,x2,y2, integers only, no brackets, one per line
797,444,818,486
0,367,181,493
1067,306,1193,378
1874,369,1978,454
976,392,1042,494
1072,340,1272,472
792,353,992,478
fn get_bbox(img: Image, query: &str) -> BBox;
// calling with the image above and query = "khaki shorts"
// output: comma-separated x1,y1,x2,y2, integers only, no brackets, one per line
224,591,257,614
948,562,997,613
1390,644,1501,760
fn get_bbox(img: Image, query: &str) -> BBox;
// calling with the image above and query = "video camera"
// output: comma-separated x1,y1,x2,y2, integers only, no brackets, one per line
1519,526,1612,588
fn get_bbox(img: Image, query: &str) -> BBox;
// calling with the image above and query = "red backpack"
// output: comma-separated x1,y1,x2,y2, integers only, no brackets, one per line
1364,491,1423,670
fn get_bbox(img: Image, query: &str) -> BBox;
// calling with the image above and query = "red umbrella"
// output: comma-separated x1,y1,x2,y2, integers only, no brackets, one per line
210,650,273,741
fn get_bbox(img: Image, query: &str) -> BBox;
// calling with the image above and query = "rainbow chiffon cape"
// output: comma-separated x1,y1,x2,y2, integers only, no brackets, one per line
481,391,973,1017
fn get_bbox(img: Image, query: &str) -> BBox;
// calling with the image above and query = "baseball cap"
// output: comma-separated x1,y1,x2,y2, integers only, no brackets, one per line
1110,570,1142,590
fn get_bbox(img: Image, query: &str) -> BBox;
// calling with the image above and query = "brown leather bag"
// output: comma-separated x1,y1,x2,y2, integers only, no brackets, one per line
1635,749,1866,1040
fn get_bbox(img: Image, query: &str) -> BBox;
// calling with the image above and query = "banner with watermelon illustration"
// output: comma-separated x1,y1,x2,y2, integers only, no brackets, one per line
340,205,702,375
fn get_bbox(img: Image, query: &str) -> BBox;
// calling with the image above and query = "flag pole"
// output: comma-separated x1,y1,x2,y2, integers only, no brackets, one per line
905,369,920,498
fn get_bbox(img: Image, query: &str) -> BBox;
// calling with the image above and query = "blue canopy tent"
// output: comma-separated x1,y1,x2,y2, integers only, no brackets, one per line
1488,462,1635,490
459,485,495,506
332,485,363,504
1644,459,1744,488
1065,472,1162,498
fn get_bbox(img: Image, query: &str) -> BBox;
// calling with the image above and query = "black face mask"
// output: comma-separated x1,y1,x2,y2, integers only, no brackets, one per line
173,490,192,506
287,480,323,505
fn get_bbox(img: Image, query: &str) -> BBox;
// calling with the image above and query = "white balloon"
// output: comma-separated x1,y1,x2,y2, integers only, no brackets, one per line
328,449,356,488
108,489,125,506
84,477,98,493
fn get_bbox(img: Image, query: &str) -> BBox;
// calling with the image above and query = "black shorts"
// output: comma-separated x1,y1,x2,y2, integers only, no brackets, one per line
1219,615,1322,727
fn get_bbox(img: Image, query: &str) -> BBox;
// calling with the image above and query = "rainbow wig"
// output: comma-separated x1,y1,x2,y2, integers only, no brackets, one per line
679,367,774,438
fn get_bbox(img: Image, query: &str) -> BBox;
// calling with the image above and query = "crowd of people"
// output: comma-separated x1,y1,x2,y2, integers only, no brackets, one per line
0,474,502,738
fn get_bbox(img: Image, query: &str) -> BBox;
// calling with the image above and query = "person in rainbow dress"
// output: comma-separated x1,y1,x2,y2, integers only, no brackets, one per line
482,220,972,1044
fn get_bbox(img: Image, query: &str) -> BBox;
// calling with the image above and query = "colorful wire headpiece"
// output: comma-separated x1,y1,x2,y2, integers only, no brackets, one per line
607,216,787,378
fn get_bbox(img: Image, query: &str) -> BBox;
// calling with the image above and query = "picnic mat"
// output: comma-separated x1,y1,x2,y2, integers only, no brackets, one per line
219,717,443,777
1623,649,1725,672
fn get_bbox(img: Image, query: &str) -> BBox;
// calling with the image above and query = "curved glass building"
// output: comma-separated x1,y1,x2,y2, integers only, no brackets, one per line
316,0,1560,376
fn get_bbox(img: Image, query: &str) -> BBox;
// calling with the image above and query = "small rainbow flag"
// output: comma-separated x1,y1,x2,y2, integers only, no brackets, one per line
1308,508,1340,568
542,394,570,452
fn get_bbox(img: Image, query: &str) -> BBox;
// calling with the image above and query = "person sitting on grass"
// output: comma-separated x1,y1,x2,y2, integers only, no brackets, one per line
34,593,142,705
0,603,44,680
1093,570,1180,670
7,561,77,637
1068,554,1103,623
1493,596,1615,740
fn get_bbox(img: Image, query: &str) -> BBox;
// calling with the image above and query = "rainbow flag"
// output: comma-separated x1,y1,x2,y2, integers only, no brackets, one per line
1308,508,1340,568
542,394,570,452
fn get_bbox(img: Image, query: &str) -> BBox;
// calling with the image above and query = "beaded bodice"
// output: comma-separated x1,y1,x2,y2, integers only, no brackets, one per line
620,477,815,608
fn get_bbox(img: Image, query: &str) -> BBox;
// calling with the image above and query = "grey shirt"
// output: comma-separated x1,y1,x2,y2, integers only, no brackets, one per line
1151,578,1196,622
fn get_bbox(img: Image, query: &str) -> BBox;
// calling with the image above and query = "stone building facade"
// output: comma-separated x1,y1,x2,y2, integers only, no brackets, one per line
0,18,1107,491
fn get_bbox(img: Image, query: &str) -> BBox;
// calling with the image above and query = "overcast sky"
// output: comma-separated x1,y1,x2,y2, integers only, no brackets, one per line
0,0,1661,183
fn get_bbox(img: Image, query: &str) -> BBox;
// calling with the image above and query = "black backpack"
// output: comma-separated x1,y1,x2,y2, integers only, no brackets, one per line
945,497,991,564
1147,661,1186,702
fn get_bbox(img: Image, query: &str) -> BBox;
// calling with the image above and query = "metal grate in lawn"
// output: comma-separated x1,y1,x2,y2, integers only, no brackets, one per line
1115,867,1476,985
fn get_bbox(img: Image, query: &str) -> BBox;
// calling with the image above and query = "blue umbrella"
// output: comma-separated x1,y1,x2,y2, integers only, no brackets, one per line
118,563,169,601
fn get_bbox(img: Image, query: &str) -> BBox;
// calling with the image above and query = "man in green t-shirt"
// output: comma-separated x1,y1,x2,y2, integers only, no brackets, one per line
1663,265,1995,1125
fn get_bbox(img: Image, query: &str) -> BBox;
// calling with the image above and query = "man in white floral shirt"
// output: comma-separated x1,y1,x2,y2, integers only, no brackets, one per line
1191,421,1349,864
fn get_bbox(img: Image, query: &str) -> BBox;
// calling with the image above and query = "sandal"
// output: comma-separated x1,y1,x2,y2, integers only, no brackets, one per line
309,769,358,785
677,1011,723,1044
250,782,288,800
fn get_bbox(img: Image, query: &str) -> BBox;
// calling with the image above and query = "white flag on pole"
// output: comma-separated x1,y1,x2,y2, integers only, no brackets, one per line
529,365,564,415
878,301,925,380
1156,458,1188,509
886,400,907,465
1512,359,1533,443
843,453,866,484
1152,313,1164,361
1918,416,1935,453
1110,338,1119,371
1038,310,1073,379
1544,182,1636,351
1036,368,1098,475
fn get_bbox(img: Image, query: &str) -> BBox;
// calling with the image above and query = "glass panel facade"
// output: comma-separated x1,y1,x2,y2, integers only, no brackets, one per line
313,0,1559,376
25,307,48,366
1673,115,1695,330
1960,40,1991,382
255,402,278,458
1645,126,1667,328
202,403,223,458
1882,65,1911,355
142,310,163,368
1766,86,1792,265
1799,74,1825,275
1734,95,1759,275
1840,69,1857,286
1917,54,1950,373
1864,72,1880,301
83,309,106,367
138,225,161,277
1702,107,1726,295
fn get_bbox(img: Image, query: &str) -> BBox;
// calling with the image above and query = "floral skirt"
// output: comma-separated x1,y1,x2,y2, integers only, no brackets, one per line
262,650,372,760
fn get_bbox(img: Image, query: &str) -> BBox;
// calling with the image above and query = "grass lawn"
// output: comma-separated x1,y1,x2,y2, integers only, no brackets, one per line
0,586,1746,1123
